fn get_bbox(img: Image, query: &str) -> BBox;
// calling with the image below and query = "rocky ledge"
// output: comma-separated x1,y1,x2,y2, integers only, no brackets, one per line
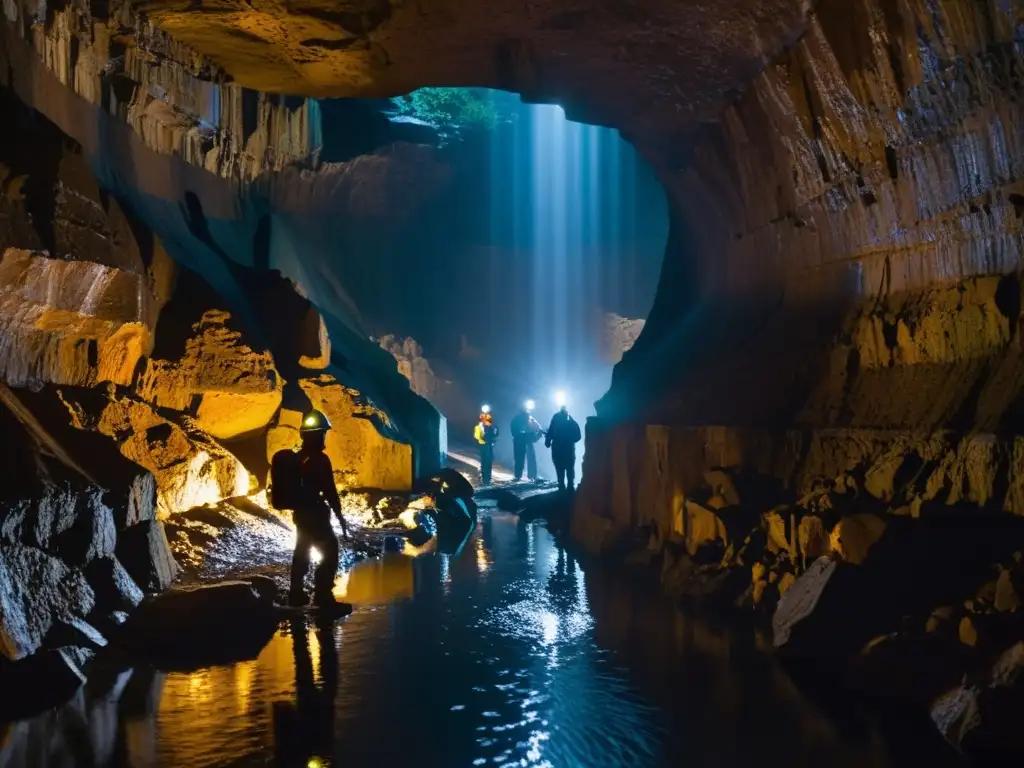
576,422,1024,761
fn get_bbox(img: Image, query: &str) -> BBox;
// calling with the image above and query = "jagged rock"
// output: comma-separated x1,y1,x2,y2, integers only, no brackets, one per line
851,630,971,707
266,375,414,491
57,493,117,566
995,569,1021,613
85,556,145,614
601,313,645,365
673,499,727,558
115,521,179,592
958,616,979,647
773,556,842,654
45,616,109,652
829,513,888,565
797,515,830,566
416,467,475,503
763,507,791,554
298,308,331,370
1,383,157,529
245,575,280,605
0,248,154,388
0,648,88,721
0,542,95,661
378,334,443,401
61,388,252,515
932,642,1024,757
136,309,282,440
117,581,280,669
703,469,740,507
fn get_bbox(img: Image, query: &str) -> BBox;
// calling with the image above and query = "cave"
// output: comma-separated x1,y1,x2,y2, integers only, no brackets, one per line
4,0,1024,764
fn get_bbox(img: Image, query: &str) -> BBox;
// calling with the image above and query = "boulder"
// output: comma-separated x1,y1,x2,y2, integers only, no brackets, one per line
932,642,1024,757
115,521,179,592
117,581,281,669
703,469,740,507
676,499,728,558
56,492,117,566
773,556,843,653
298,308,331,370
135,309,282,440
44,616,109,652
1,384,157,529
850,630,972,705
829,513,888,564
995,569,1021,613
85,556,145,614
0,648,89,721
0,248,154,388
0,542,95,660
61,388,252,515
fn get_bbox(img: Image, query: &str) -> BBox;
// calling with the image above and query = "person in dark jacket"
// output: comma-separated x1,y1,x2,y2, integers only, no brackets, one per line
510,400,543,481
545,405,582,491
290,409,350,607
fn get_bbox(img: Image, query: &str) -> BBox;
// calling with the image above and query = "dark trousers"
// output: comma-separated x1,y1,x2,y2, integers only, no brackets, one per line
552,447,576,491
291,521,339,601
513,437,537,480
479,443,494,485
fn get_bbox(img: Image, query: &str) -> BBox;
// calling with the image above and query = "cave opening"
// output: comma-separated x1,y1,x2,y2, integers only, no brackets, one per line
320,87,669,480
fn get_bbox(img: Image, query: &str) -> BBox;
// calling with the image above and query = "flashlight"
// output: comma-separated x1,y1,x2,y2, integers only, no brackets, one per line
524,399,536,411
481,404,491,414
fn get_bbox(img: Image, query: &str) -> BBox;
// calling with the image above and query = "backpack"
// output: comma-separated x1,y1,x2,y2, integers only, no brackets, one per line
269,448,304,511
568,418,582,444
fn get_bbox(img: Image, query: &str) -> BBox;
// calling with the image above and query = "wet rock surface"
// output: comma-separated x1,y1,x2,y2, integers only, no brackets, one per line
116,581,282,670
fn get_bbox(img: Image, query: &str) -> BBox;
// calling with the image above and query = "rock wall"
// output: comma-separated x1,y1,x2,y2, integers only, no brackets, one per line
601,313,645,365
0,11,448,482
0,383,175,716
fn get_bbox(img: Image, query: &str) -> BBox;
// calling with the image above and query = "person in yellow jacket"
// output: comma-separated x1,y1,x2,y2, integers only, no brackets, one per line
474,406,499,485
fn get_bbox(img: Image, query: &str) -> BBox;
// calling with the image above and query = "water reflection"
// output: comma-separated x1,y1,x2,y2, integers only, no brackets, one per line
7,514,899,767
273,617,338,766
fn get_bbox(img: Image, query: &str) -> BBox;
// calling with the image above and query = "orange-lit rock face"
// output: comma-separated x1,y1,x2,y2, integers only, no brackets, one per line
132,0,811,146
137,309,283,440
0,249,154,387
267,375,413,491
61,389,253,517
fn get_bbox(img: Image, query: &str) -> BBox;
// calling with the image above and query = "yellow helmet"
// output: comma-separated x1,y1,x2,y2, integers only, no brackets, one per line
299,409,332,433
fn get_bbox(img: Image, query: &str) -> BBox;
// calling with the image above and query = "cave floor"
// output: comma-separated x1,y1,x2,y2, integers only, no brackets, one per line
6,510,916,767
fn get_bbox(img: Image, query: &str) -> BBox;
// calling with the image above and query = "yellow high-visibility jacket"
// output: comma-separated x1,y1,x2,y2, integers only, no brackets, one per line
474,423,486,445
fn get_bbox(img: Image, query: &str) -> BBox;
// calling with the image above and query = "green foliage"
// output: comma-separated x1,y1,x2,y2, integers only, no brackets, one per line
391,88,501,133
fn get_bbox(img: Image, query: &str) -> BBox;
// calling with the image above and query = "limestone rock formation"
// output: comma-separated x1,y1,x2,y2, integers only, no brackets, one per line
136,309,282,440
0,248,153,388
0,387,177,710
267,375,413,491
116,521,180,593
378,335,441,401
0,542,96,661
59,387,253,517
118,580,281,668
932,640,1024,757
601,314,645,365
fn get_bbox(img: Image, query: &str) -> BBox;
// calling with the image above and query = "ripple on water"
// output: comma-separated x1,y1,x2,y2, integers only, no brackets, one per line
10,515,901,767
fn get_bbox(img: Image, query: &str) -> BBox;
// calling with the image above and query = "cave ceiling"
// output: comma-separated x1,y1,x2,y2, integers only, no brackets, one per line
136,0,813,159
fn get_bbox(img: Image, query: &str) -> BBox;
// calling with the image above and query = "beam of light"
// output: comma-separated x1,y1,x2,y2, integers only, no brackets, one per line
553,390,567,408
524,398,536,411
447,449,514,482
480,403,491,414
